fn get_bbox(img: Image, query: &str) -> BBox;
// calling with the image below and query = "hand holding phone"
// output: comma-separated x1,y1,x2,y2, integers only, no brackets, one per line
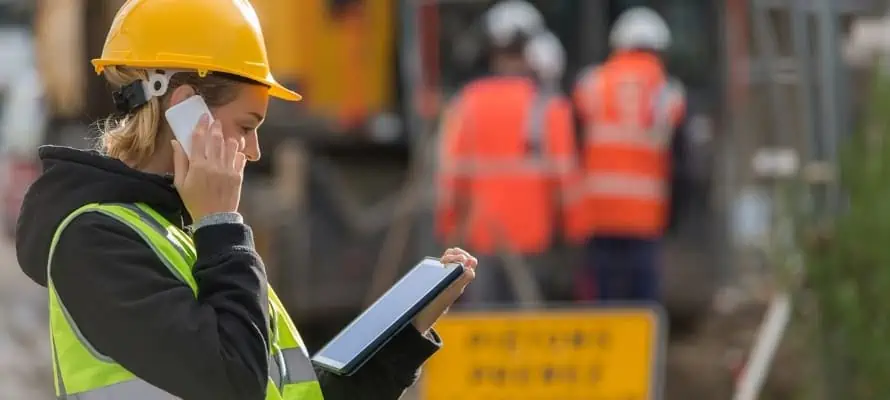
168,97,247,221
165,95,214,158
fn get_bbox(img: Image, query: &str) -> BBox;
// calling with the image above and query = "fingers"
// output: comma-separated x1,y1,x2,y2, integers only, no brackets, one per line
234,152,248,173
465,255,478,270
208,121,225,162
190,114,210,159
443,248,461,256
191,116,247,173
223,138,239,168
440,247,478,271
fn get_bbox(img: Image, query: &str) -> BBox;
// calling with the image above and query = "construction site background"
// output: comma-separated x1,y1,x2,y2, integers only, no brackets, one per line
2,0,890,398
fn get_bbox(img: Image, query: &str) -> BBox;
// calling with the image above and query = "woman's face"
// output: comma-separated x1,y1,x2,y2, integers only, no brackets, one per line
208,84,270,162
167,82,270,162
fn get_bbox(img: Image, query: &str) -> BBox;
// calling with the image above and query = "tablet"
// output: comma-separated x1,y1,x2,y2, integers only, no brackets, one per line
311,257,464,376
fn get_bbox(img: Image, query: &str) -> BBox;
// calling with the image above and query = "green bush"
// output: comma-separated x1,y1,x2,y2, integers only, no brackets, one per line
803,67,890,398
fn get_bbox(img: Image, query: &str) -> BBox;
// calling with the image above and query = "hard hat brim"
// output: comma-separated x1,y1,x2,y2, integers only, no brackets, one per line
267,81,302,102
91,58,302,102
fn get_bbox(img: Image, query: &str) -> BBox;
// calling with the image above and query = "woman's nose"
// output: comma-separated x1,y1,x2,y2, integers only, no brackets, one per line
244,132,261,162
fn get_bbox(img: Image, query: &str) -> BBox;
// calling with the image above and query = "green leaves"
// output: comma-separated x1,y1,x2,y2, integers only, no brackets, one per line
802,67,890,397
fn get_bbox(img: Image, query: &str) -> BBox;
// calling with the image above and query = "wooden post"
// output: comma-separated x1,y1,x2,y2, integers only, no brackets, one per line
271,139,312,314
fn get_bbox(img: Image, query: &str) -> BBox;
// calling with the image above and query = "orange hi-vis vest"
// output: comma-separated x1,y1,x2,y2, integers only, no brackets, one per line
572,51,686,238
436,76,585,255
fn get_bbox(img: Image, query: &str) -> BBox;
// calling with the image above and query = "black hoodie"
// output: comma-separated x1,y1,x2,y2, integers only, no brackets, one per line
16,146,440,400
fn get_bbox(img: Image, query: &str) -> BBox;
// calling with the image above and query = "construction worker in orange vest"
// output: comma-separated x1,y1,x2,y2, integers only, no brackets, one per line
436,1,584,306
572,7,687,303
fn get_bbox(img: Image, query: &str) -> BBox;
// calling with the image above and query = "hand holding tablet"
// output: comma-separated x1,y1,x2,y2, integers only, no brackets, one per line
311,249,478,376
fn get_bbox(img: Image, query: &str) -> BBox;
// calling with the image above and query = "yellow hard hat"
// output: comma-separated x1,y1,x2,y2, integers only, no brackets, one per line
92,0,301,101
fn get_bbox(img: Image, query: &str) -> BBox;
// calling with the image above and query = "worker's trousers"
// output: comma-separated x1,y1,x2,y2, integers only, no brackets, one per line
583,236,661,303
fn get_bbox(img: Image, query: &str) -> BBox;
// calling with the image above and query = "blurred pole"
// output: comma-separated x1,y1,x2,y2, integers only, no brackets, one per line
789,0,818,217
398,0,432,261
399,0,423,150
271,140,312,315
33,0,86,119
576,1,609,66
726,0,750,109
413,0,442,258
364,0,441,303
813,1,847,396
814,0,842,215
720,0,750,287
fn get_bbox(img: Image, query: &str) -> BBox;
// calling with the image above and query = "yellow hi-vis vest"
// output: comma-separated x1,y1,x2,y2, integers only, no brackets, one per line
47,202,325,400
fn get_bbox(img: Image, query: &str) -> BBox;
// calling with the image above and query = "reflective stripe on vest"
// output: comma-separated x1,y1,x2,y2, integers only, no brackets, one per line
439,156,575,177
582,173,666,201
271,348,318,388
53,378,175,400
52,348,319,400
585,124,667,150
47,203,324,400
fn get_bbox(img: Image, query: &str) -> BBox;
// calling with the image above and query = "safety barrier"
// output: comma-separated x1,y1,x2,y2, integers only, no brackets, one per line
421,305,667,400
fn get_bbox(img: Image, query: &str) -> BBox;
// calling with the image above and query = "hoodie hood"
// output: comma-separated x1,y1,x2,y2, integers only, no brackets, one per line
16,146,186,287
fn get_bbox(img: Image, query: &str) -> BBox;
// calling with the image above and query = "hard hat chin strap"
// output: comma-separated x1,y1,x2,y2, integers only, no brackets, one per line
112,69,184,114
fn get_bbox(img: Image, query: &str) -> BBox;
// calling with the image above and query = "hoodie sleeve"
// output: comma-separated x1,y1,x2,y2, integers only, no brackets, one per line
50,212,270,400
314,327,442,399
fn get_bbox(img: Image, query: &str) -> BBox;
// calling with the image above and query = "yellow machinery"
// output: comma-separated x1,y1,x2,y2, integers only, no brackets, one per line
251,0,397,127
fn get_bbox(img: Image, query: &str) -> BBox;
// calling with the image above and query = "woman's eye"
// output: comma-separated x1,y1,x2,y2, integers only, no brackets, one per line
241,127,254,135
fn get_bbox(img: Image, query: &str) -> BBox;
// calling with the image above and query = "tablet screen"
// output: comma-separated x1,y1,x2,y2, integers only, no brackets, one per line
312,259,462,370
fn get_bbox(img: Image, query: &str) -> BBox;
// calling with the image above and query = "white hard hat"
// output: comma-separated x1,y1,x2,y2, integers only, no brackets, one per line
484,0,545,48
609,7,671,51
524,31,566,81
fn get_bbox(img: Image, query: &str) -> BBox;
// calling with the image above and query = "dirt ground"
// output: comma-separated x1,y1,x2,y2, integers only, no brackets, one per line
0,238,53,399
660,242,804,400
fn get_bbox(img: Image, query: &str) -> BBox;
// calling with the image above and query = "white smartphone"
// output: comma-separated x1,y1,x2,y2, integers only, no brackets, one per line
164,95,214,159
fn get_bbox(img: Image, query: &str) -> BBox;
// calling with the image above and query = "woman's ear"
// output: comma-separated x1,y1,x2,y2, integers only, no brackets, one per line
167,85,197,108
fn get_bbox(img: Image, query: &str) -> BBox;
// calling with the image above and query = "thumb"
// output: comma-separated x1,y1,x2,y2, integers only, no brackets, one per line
171,140,188,188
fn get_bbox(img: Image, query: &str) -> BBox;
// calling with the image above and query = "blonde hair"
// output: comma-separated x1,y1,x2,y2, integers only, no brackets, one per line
98,66,248,166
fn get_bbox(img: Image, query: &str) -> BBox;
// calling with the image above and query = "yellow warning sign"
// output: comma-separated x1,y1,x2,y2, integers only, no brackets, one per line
421,307,664,400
